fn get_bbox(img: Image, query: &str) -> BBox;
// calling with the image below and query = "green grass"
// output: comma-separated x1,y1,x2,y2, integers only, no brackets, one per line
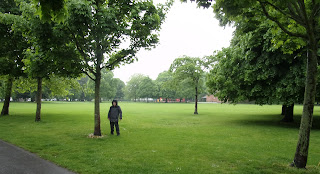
0,102,320,174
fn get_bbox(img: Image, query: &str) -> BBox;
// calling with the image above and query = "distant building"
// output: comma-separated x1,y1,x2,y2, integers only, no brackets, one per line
203,95,221,103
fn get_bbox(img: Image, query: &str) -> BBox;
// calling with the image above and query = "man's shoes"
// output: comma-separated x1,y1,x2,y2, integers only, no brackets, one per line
117,133,120,136
111,132,114,135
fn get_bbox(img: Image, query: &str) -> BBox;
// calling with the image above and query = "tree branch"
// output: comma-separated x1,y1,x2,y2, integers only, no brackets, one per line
67,27,96,75
287,3,306,26
258,0,308,39
260,0,291,19
83,71,95,81
103,49,136,70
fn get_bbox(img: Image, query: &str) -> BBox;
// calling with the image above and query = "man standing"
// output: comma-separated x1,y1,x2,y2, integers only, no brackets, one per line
108,100,122,136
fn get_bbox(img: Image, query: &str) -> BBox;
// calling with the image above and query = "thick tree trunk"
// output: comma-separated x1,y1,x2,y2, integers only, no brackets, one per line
165,98,168,103
194,87,198,114
35,77,42,122
281,105,286,115
282,104,294,122
292,37,318,168
1,76,13,116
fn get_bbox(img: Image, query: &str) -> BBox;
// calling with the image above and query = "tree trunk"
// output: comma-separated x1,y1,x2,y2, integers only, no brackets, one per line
1,76,13,116
35,77,42,122
94,72,101,136
282,104,294,122
165,98,168,103
292,36,318,168
194,87,198,114
93,48,103,136
281,105,286,115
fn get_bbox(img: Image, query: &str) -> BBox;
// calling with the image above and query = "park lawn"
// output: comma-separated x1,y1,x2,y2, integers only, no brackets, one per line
0,102,320,174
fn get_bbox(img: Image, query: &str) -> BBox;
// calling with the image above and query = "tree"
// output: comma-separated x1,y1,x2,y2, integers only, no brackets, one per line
12,75,80,101
0,77,5,99
125,74,146,102
114,78,125,100
155,71,176,103
206,15,306,123
186,0,320,168
138,76,157,102
19,1,82,121
175,78,198,102
169,56,206,114
0,0,29,115
75,76,95,101
64,0,172,136
99,70,117,101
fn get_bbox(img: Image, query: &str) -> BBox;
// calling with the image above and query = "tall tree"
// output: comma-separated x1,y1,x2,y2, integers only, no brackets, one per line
186,0,320,168
0,0,29,116
169,56,206,114
64,0,172,136
206,16,306,122
20,1,82,121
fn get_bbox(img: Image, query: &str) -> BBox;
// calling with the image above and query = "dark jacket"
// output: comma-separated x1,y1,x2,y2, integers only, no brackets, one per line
108,100,122,122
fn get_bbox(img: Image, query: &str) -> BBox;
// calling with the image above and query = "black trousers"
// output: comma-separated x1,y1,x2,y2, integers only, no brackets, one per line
110,121,120,134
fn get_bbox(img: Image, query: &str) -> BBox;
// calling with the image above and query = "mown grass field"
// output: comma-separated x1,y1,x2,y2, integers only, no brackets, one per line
0,102,320,174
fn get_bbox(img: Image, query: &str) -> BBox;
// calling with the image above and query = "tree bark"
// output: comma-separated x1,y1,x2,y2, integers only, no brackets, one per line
281,105,286,115
292,34,318,168
165,98,168,103
94,72,101,136
282,104,294,122
194,87,198,114
1,76,13,116
35,77,42,122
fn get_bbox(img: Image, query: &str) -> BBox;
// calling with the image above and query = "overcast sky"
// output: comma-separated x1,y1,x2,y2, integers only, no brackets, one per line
113,1,234,83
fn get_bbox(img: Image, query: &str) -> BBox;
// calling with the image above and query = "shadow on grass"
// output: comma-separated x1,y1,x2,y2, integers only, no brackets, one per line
230,114,320,130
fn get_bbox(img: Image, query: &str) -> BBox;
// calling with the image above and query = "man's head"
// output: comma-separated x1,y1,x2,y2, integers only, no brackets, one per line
112,100,118,106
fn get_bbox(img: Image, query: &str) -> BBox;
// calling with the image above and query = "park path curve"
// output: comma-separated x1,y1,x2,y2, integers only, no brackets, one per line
0,139,76,174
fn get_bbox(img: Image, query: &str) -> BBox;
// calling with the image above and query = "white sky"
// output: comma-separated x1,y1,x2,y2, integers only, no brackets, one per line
113,0,234,83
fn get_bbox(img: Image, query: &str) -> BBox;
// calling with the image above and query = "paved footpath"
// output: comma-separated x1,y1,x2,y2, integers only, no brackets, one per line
0,139,76,174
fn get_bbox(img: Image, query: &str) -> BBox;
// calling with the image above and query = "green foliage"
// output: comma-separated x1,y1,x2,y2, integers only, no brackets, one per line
0,76,6,99
169,56,206,97
21,10,83,79
72,76,94,101
65,0,172,76
181,0,213,8
1,102,320,173
99,70,119,101
114,78,125,100
138,76,157,99
124,74,147,101
155,71,176,100
206,19,306,105
0,0,29,78
32,0,67,22
64,71,124,101
12,76,80,99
